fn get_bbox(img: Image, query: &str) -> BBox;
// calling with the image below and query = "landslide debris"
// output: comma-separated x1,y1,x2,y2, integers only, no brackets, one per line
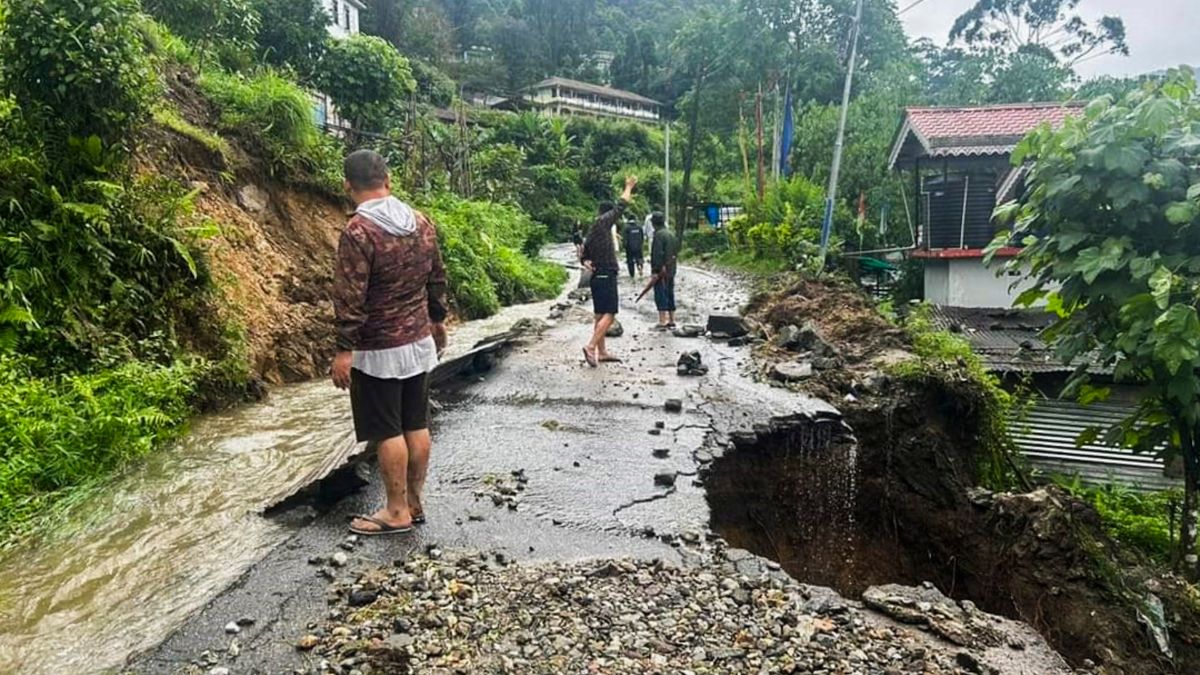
295,550,1071,674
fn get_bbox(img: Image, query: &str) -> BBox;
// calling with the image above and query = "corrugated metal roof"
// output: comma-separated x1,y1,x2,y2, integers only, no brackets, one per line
1011,398,1177,491
928,306,1073,373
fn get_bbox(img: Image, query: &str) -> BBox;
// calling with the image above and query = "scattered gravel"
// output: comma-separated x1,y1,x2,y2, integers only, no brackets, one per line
296,551,977,674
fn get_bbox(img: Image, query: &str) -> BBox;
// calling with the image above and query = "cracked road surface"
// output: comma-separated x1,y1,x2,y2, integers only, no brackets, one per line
129,259,835,674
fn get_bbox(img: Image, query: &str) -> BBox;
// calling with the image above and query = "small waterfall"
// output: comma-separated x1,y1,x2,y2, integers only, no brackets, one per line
708,412,865,592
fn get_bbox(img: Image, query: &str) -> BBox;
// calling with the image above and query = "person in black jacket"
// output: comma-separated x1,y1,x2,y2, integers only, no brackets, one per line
581,176,638,366
650,212,678,330
623,217,646,278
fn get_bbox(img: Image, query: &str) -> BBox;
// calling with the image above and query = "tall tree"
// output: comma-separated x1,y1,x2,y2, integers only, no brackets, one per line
250,0,330,81
950,0,1128,67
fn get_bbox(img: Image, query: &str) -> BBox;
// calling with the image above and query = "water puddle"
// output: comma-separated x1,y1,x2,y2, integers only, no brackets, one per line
0,291,565,675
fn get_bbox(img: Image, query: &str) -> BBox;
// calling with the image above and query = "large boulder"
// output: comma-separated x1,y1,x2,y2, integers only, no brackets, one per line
707,313,749,339
771,361,813,382
774,321,839,358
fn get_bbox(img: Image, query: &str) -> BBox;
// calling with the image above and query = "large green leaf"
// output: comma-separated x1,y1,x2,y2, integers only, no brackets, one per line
1149,266,1173,309
1074,239,1127,284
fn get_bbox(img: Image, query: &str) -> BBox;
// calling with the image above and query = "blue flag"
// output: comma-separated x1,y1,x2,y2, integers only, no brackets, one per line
779,87,795,178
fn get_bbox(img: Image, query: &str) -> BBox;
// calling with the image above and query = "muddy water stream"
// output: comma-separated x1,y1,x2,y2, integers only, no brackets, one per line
0,286,570,675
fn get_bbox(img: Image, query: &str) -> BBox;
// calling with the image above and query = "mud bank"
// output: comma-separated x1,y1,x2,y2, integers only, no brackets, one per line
706,373,1200,675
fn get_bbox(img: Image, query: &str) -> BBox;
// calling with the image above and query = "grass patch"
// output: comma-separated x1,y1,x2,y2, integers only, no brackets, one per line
197,69,321,174
0,357,202,546
1056,478,1190,564
152,105,232,161
704,250,791,276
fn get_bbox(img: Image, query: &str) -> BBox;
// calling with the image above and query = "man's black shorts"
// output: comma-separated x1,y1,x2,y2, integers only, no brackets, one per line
590,268,620,315
349,369,430,442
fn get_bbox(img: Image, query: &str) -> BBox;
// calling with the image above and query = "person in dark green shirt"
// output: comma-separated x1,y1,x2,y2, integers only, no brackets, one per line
649,212,678,330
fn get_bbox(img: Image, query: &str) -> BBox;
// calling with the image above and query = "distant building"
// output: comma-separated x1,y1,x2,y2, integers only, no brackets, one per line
888,102,1081,308
315,0,365,130
512,77,661,124
323,0,363,39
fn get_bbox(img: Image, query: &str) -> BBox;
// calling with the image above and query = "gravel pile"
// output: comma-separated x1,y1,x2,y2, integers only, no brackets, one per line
295,551,976,674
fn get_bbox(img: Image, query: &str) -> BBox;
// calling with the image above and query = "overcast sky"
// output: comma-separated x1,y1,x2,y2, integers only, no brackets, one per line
899,0,1199,79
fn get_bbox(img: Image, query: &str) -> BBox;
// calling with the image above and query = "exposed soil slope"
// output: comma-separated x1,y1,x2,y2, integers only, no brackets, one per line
136,70,344,384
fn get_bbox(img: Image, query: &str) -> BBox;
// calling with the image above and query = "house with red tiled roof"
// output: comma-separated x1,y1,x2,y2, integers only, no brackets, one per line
890,103,1178,489
888,102,1082,307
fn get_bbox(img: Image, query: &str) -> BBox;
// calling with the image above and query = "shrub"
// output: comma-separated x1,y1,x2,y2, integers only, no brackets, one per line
424,196,566,319
683,228,730,257
726,176,850,273
0,356,199,543
198,69,323,175
411,59,457,107
315,35,415,131
0,140,218,370
0,0,154,154
143,0,259,64
1058,480,1185,564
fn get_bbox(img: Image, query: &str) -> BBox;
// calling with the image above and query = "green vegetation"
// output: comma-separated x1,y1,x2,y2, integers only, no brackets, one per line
891,306,1024,491
993,70,1200,572
0,0,154,153
0,357,200,544
1058,479,1186,564
153,106,233,161
717,177,853,274
198,69,324,175
425,196,566,319
315,34,416,130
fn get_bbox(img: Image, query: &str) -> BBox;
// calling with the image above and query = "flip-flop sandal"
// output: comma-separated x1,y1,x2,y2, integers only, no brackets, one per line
599,356,623,363
349,514,414,536
411,511,426,525
582,347,598,367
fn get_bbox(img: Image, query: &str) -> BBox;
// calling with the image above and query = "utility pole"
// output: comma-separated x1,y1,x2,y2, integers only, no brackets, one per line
755,84,765,200
664,121,671,231
818,0,865,265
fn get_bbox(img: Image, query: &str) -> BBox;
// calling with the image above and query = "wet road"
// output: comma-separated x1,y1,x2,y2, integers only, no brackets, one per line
1,250,832,675
127,258,833,673
0,267,570,675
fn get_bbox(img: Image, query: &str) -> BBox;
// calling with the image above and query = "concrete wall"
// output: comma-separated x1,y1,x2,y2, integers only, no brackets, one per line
924,258,1039,308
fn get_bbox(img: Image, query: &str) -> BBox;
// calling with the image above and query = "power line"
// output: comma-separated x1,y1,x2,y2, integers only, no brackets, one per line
898,0,931,16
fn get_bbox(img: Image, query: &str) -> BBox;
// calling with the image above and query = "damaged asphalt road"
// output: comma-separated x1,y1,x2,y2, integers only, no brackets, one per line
129,262,834,674
127,260,1074,675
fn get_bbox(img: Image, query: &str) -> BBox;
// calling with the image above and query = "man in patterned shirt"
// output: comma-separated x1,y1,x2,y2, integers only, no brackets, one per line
331,150,448,536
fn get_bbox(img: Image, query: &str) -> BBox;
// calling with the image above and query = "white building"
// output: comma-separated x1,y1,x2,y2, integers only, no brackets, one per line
514,77,661,124
323,0,363,39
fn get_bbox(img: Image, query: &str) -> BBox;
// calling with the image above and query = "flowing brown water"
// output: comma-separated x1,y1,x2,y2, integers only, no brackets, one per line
0,289,567,675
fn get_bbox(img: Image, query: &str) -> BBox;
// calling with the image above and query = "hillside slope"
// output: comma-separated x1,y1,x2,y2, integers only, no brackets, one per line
137,71,347,384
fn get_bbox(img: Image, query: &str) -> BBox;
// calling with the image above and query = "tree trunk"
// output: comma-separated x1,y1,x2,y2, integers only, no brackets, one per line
676,69,706,240
1180,423,1199,579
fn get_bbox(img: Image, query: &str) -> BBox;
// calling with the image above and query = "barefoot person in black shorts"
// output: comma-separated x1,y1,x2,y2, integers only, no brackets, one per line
581,175,638,366
331,150,449,536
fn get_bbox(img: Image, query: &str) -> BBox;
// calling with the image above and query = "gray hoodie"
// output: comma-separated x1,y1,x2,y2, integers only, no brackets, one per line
356,196,417,237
